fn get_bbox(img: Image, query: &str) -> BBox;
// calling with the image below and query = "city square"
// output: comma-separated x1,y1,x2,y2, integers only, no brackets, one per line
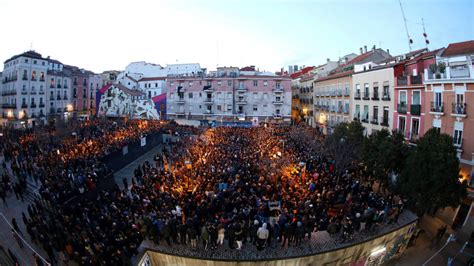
0,0,473,265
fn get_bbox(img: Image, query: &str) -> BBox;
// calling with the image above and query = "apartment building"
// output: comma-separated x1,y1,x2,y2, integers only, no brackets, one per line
314,47,391,134
167,68,291,123
393,49,440,143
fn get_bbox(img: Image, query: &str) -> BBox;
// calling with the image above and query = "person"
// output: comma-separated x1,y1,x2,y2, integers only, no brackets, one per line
201,225,209,250
217,223,225,246
295,221,305,246
11,218,23,236
187,226,197,250
256,223,269,251
251,219,259,245
234,223,243,250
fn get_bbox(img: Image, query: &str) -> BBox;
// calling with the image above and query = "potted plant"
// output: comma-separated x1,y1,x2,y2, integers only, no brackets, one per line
429,63,437,77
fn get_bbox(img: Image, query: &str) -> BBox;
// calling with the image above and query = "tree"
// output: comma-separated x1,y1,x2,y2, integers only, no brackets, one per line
325,121,365,174
362,129,408,190
398,128,466,216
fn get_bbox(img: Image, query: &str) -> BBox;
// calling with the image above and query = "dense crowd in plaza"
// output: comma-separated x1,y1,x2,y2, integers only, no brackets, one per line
0,119,406,265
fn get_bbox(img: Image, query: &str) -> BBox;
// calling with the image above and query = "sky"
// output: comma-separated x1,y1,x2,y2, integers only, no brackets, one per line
0,0,472,73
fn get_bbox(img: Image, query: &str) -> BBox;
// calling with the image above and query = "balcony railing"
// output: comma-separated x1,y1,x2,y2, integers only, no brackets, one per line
453,137,463,148
370,116,379,125
382,94,390,101
354,92,361,100
452,103,467,116
361,116,369,123
57,84,62,88
397,103,407,114
21,91,27,95
31,103,37,108
1,91,17,96
2,76,18,84
363,93,370,100
50,96,54,101
1,103,17,109
50,84,55,88
410,75,422,84
272,86,284,93
353,114,360,121
430,102,444,114
39,103,45,108
409,131,419,143
371,93,379,100
21,103,27,108
380,116,389,127
397,76,407,86
22,76,28,81
411,104,421,115
39,90,45,95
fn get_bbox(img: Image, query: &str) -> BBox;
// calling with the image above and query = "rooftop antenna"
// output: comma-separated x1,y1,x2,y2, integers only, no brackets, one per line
422,18,430,48
398,0,413,51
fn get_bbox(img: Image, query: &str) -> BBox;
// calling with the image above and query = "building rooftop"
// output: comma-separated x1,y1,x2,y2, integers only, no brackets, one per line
442,40,474,57
4,50,44,64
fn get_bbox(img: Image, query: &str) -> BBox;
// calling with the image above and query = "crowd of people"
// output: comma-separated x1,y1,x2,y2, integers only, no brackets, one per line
1,119,406,265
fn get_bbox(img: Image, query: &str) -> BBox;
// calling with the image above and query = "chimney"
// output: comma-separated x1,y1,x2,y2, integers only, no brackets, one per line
326,58,330,63
364,45,367,53
372,45,376,51
360,47,363,54
387,49,390,55
345,57,348,64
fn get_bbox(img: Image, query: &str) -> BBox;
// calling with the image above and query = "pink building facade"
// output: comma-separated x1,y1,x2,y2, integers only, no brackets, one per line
393,50,438,143
167,72,291,123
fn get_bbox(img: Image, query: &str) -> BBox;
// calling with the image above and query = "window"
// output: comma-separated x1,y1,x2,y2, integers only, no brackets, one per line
227,104,232,111
355,84,361,98
23,70,28,80
453,129,463,147
398,117,406,134
276,82,281,89
411,118,420,138
227,80,232,86
372,106,378,122
227,92,232,99
263,93,268,99
412,91,421,105
31,71,36,81
399,91,407,104
189,81,193,86
253,80,258,87
372,83,379,99
253,105,258,112
83,79,87,86
217,81,222,86
207,81,211,86
383,85,390,100
239,81,244,89
40,72,45,81
364,83,369,98
263,80,268,86
217,105,222,111
362,105,369,122
217,92,223,99
170,81,174,86
253,93,258,99
188,92,193,98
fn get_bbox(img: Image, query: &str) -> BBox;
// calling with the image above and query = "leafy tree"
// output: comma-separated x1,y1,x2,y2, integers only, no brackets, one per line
398,128,466,216
325,121,365,175
362,129,408,189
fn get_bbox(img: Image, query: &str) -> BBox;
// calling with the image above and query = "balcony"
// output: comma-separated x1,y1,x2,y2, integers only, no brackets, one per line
203,109,213,115
272,100,284,105
344,89,350,97
273,87,284,93
370,116,379,125
1,91,17,96
236,86,248,92
50,84,55,88
22,76,28,81
21,103,27,108
354,92,361,100
64,85,68,89
409,132,419,143
203,98,214,105
380,117,389,127
382,94,390,101
39,90,45,95
64,96,68,100
411,104,421,116
203,86,214,92
57,108,63,113
31,91,37,95
361,116,369,123
353,114,360,121
430,102,444,115
40,78,45,82
397,76,407,86
50,96,54,101
2,76,18,84
371,93,379,101
362,93,370,100
50,108,56,114
1,103,17,109
57,96,61,100
451,103,467,118
176,97,186,104
343,108,349,114
31,103,37,108
236,99,247,105
39,103,45,108
273,113,283,119
410,75,422,85
453,137,463,149
57,84,62,89
21,91,27,95
397,103,407,114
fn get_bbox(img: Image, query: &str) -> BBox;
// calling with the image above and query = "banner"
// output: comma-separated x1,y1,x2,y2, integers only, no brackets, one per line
268,201,281,211
140,137,147,147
